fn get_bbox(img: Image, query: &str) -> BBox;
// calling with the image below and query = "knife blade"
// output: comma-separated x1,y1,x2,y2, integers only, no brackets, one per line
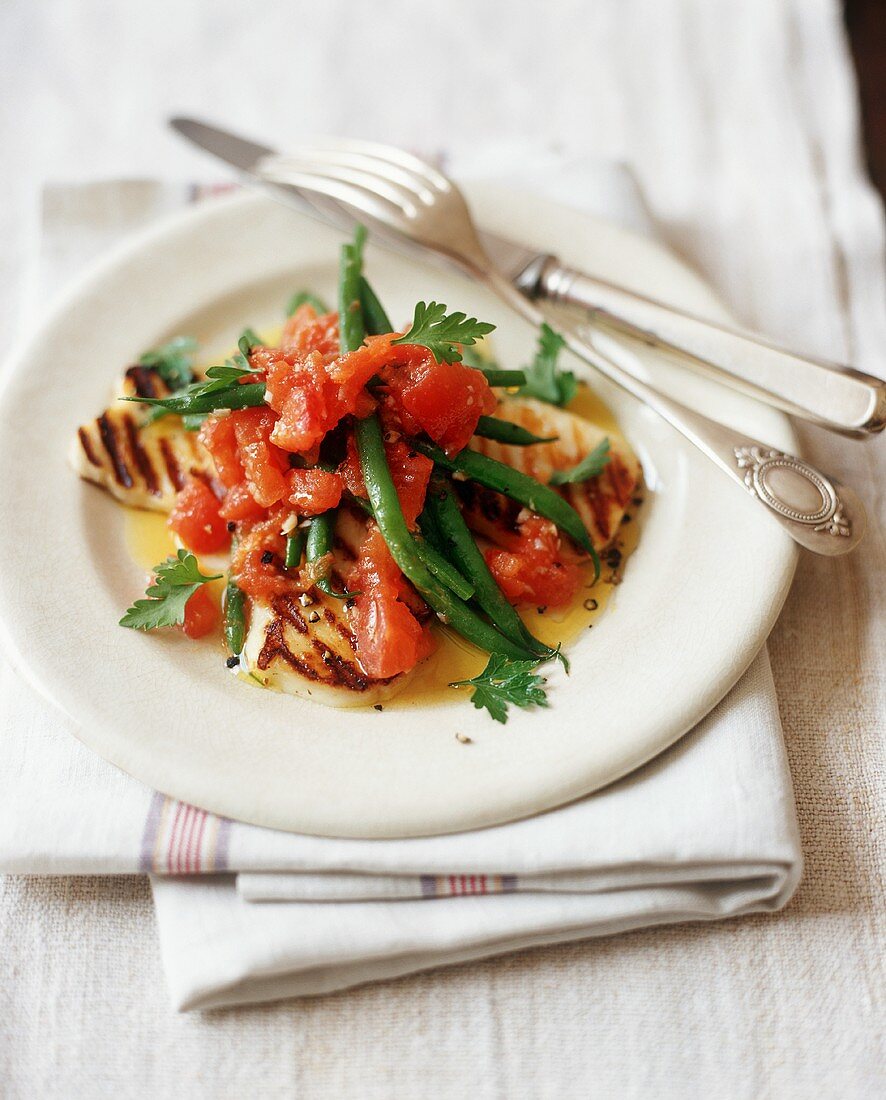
169,117,886,435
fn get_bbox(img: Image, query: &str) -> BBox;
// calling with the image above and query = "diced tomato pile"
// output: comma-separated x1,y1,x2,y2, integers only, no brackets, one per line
160,309,448,670
166,302,583,673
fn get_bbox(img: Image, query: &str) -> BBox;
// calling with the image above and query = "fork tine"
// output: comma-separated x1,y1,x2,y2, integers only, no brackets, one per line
261,155,422,215
271,137,451,193
266,149,436,206
258,165,413,231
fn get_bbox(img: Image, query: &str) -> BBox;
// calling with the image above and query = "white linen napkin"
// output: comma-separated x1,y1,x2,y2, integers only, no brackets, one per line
0,164,802,1011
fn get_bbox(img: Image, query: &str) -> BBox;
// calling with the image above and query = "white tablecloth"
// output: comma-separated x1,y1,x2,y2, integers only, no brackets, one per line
1,0,883,1095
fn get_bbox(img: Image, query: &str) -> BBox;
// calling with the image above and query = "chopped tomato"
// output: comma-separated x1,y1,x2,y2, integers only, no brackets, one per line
199,415,244,489
263,351,336,453
219,481,266,522
382,354,497,456
385,442,433,527
231,406,290,507
262,335,381,454
230,507,292,599
338,431,432,527
485,516,585,609
287,467,343,515
338,431,367,499
168,479,230,554
182,585,219,639
349,527,433,678
278,308,340,358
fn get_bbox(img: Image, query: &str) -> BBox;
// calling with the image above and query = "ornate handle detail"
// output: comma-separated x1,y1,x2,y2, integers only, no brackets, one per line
733,447,851,537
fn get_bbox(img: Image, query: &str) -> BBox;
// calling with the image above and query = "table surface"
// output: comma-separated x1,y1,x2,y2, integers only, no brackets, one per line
1,0,883,1096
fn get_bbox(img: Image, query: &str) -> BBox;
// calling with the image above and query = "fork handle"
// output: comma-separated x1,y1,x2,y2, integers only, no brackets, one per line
524,261,886,437
483,269,867,556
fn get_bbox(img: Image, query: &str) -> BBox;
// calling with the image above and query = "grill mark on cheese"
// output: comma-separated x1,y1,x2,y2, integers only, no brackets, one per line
158,437,186,490
124,365,163,399
255,591,383,693
97,412,134,488
123,413,160,496
77,427,101,467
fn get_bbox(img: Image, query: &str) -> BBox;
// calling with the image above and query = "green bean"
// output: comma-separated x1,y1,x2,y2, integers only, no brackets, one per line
129,381,267,418
474,416,558,446
412,440,600,578
305,512,356,599
417,498,448,556
356,413,532,659
478,369,527,388
339,225,368,355
299,227,370,600
423,480,553,659
284,528,307,570
413,538,475,601
223,579,247,656
359,276,393,335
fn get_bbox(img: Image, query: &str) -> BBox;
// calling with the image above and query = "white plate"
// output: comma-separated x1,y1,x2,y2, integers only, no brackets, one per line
0,187,797,838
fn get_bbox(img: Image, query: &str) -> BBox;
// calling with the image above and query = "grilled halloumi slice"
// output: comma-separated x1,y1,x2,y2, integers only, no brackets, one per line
69,366,217,511
462,396,640,552
240,507,415,708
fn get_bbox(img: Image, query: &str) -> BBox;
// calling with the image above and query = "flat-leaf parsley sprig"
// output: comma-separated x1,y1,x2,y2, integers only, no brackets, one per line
549,437,611,486
393,301,495,364
519,323,577,407
450,653,550,724
119,550,222,632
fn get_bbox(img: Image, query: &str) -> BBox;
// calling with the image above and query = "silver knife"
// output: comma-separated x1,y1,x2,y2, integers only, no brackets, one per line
170,117,886,437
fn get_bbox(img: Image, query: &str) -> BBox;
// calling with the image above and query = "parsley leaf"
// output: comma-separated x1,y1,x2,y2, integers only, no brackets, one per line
137,356,262,422
139,336,198,391
549,438,611,485
286,290,330,317
201,359,257,389
393,301,495,364
119,550,222,632
518,323,577,406
450,653,549,724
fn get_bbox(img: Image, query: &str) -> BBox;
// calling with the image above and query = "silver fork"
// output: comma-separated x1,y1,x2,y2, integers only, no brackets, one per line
260,143,866,556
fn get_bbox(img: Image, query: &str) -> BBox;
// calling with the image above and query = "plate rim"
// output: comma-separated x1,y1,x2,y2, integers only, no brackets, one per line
0,185,798,837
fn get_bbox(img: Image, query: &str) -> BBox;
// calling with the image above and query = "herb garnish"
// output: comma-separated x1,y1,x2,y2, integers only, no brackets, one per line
450,653,549,724
138,336,197,391
549,438,611,485
128,357,263,420
119,550,221,632
519,323,577,407
393,302,495,364
286,290,330,317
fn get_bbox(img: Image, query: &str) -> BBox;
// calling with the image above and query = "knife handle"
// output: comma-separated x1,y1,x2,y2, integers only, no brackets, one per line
528,261,886,437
